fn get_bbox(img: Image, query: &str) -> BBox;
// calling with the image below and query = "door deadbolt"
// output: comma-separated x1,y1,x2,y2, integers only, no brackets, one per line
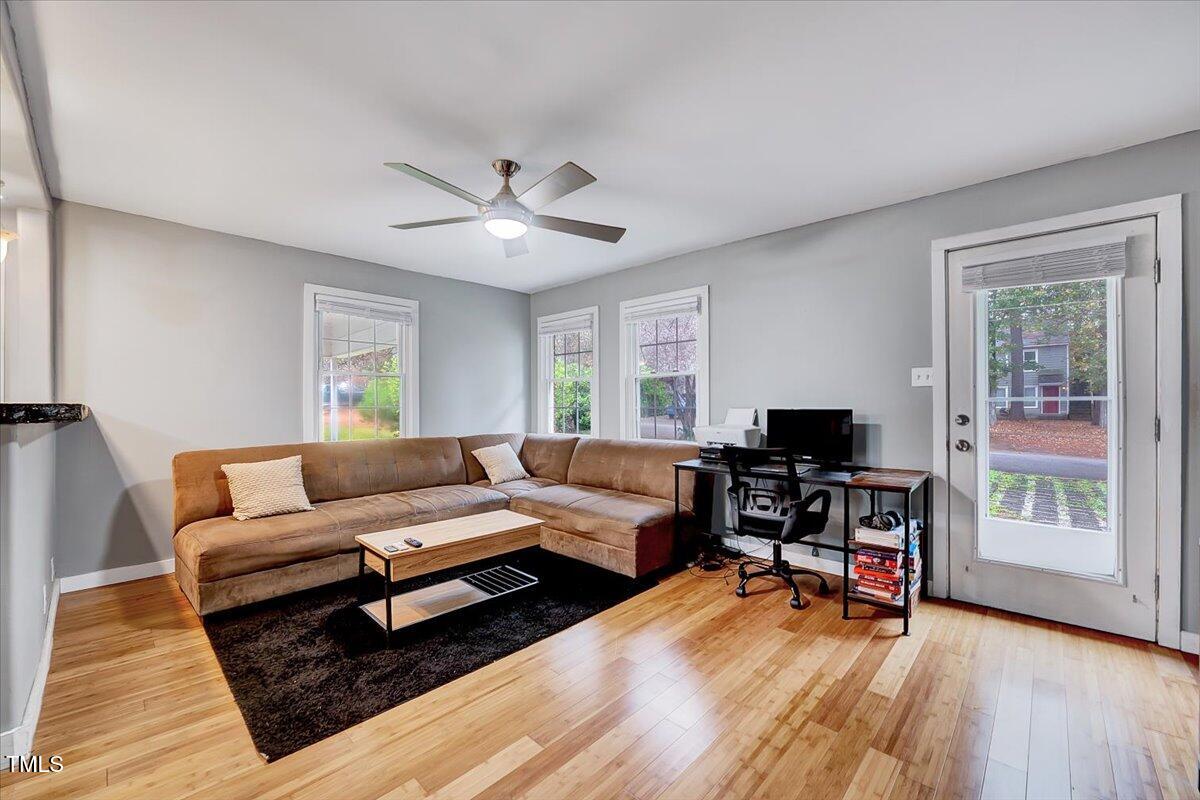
955,439,972,452
955,414,970,426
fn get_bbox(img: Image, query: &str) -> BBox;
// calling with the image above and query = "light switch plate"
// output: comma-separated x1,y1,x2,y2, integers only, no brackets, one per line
911,367,934,387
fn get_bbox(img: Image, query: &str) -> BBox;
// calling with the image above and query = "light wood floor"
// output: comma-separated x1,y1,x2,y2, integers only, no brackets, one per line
2,568,1196,800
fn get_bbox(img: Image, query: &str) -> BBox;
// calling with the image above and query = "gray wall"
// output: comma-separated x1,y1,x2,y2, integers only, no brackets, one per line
531,131,1200,633
54,201,529,580
0,207,57,737
0,425,55,734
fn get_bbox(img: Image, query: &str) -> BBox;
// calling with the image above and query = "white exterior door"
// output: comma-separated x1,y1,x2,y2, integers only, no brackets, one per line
946,216,1159,639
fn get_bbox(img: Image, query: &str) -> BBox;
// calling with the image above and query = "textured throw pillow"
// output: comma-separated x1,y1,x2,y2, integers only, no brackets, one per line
221,455,315,520
472,443,529,485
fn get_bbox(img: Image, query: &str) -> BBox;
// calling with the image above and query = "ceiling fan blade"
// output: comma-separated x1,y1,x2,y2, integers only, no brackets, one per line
503,236,530,258
385,163,486,206
517,162,596,210
531,215,625,243
389,216,477,230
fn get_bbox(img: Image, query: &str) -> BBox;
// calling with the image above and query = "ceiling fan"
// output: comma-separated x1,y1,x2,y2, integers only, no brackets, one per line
386,159,625,258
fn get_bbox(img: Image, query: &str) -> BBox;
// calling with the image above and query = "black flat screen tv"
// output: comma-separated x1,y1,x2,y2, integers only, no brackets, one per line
766,408,854,466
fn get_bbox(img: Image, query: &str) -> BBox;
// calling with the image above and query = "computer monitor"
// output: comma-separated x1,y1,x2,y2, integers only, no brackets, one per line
765,408,854,466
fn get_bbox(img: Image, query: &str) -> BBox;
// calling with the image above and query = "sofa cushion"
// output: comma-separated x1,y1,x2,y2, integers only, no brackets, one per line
471,476,558,498
173,437,468,533
176,484,509,582
566,438,698,509
175,508,343,583
317,485,509,550
518,434,580,483
510,483,676,551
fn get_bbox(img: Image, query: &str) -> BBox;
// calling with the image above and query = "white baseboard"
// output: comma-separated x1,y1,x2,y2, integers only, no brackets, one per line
0,580,59,759
1180,630,1199,655
60,557,174,594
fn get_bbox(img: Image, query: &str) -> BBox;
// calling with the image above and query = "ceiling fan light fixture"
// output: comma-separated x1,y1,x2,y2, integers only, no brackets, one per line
480,205,531,240
482,218,528,240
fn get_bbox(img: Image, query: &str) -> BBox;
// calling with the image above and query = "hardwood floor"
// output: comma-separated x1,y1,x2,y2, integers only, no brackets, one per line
2,567,1196,800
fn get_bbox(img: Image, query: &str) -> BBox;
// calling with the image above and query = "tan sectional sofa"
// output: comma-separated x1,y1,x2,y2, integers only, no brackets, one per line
172,433,697,615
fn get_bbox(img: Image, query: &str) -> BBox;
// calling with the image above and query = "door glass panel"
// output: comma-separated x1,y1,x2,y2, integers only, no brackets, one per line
978,276,1117,576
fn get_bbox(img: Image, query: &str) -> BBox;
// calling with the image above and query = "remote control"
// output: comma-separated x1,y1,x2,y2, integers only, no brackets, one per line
383,544,400,553
404,537,423,548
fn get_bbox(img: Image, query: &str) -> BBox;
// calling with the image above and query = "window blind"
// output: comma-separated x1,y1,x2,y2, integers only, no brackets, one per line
537,309,595,336
620,294,701,323
316,296,415,325
961,239,1128,292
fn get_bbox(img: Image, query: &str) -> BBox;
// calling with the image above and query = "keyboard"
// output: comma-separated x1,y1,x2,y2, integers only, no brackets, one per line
805,470,855,482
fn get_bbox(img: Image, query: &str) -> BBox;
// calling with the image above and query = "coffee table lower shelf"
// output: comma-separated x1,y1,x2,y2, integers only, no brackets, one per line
360,563,539,637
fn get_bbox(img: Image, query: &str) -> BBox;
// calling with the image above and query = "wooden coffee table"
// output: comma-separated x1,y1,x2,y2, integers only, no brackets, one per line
355,509,543,646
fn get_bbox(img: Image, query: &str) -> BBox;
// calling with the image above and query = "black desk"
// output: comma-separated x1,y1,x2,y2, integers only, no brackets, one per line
673,458,932,635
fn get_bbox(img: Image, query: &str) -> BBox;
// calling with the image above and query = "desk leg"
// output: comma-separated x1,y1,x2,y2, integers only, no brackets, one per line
923,478,931,600
902,491,911,636
842,488,850,620
674,467,681,560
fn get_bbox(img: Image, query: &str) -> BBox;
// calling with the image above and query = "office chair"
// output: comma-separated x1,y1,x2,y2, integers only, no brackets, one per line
724,446,832,609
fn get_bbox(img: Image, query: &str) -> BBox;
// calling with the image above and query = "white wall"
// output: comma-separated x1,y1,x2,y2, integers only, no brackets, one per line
54,201,530,580
531,131,1200,634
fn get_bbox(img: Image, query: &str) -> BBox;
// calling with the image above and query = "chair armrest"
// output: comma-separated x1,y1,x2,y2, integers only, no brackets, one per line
792,489,831,519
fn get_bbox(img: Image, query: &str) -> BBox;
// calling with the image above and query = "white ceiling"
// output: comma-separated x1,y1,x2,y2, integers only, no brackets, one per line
8,1,1199,293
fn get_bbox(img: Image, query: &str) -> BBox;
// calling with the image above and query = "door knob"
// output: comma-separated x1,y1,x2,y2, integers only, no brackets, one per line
955,414,970,426
955,439,972,452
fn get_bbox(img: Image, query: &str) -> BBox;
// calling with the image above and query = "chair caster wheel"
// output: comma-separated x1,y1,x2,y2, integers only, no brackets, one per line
818,583,831,595
735,586,747,598
790,597,806,610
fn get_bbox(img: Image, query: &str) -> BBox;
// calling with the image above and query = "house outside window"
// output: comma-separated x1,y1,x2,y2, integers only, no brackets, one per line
536,307,599,436
993,330,1072,420
619,286,709,441
302,284,418,441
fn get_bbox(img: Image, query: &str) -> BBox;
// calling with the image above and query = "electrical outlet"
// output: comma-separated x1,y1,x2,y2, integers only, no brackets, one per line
911,367,934,387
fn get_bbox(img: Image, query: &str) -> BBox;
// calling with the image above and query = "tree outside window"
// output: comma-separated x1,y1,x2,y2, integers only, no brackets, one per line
635,314,698,441
548,330,593,435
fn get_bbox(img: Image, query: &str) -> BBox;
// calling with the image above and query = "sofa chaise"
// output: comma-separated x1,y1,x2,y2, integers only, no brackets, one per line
172,433,697,615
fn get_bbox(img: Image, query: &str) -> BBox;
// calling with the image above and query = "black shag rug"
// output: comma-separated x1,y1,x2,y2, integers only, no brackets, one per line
202,548,655,761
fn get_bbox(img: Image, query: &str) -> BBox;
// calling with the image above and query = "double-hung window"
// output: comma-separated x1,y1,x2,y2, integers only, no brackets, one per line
536,307,598,436
994,385,1010,411
303,284,418,441
619,286,709,441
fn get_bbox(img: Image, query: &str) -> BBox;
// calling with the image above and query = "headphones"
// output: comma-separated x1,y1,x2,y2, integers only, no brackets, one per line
858,510,907,531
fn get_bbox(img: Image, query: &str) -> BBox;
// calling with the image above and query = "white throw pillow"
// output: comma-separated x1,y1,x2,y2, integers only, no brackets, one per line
221,455,315,520
472,443,530,485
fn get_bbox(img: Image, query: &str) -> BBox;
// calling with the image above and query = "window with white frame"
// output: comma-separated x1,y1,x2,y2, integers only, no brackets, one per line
303,285,418,441
619,286,709,441
994,385,1010,410
536,307,599,436
1022,385,1038,410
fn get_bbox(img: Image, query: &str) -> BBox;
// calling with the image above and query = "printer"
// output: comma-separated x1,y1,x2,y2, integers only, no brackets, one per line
694,408,761,460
